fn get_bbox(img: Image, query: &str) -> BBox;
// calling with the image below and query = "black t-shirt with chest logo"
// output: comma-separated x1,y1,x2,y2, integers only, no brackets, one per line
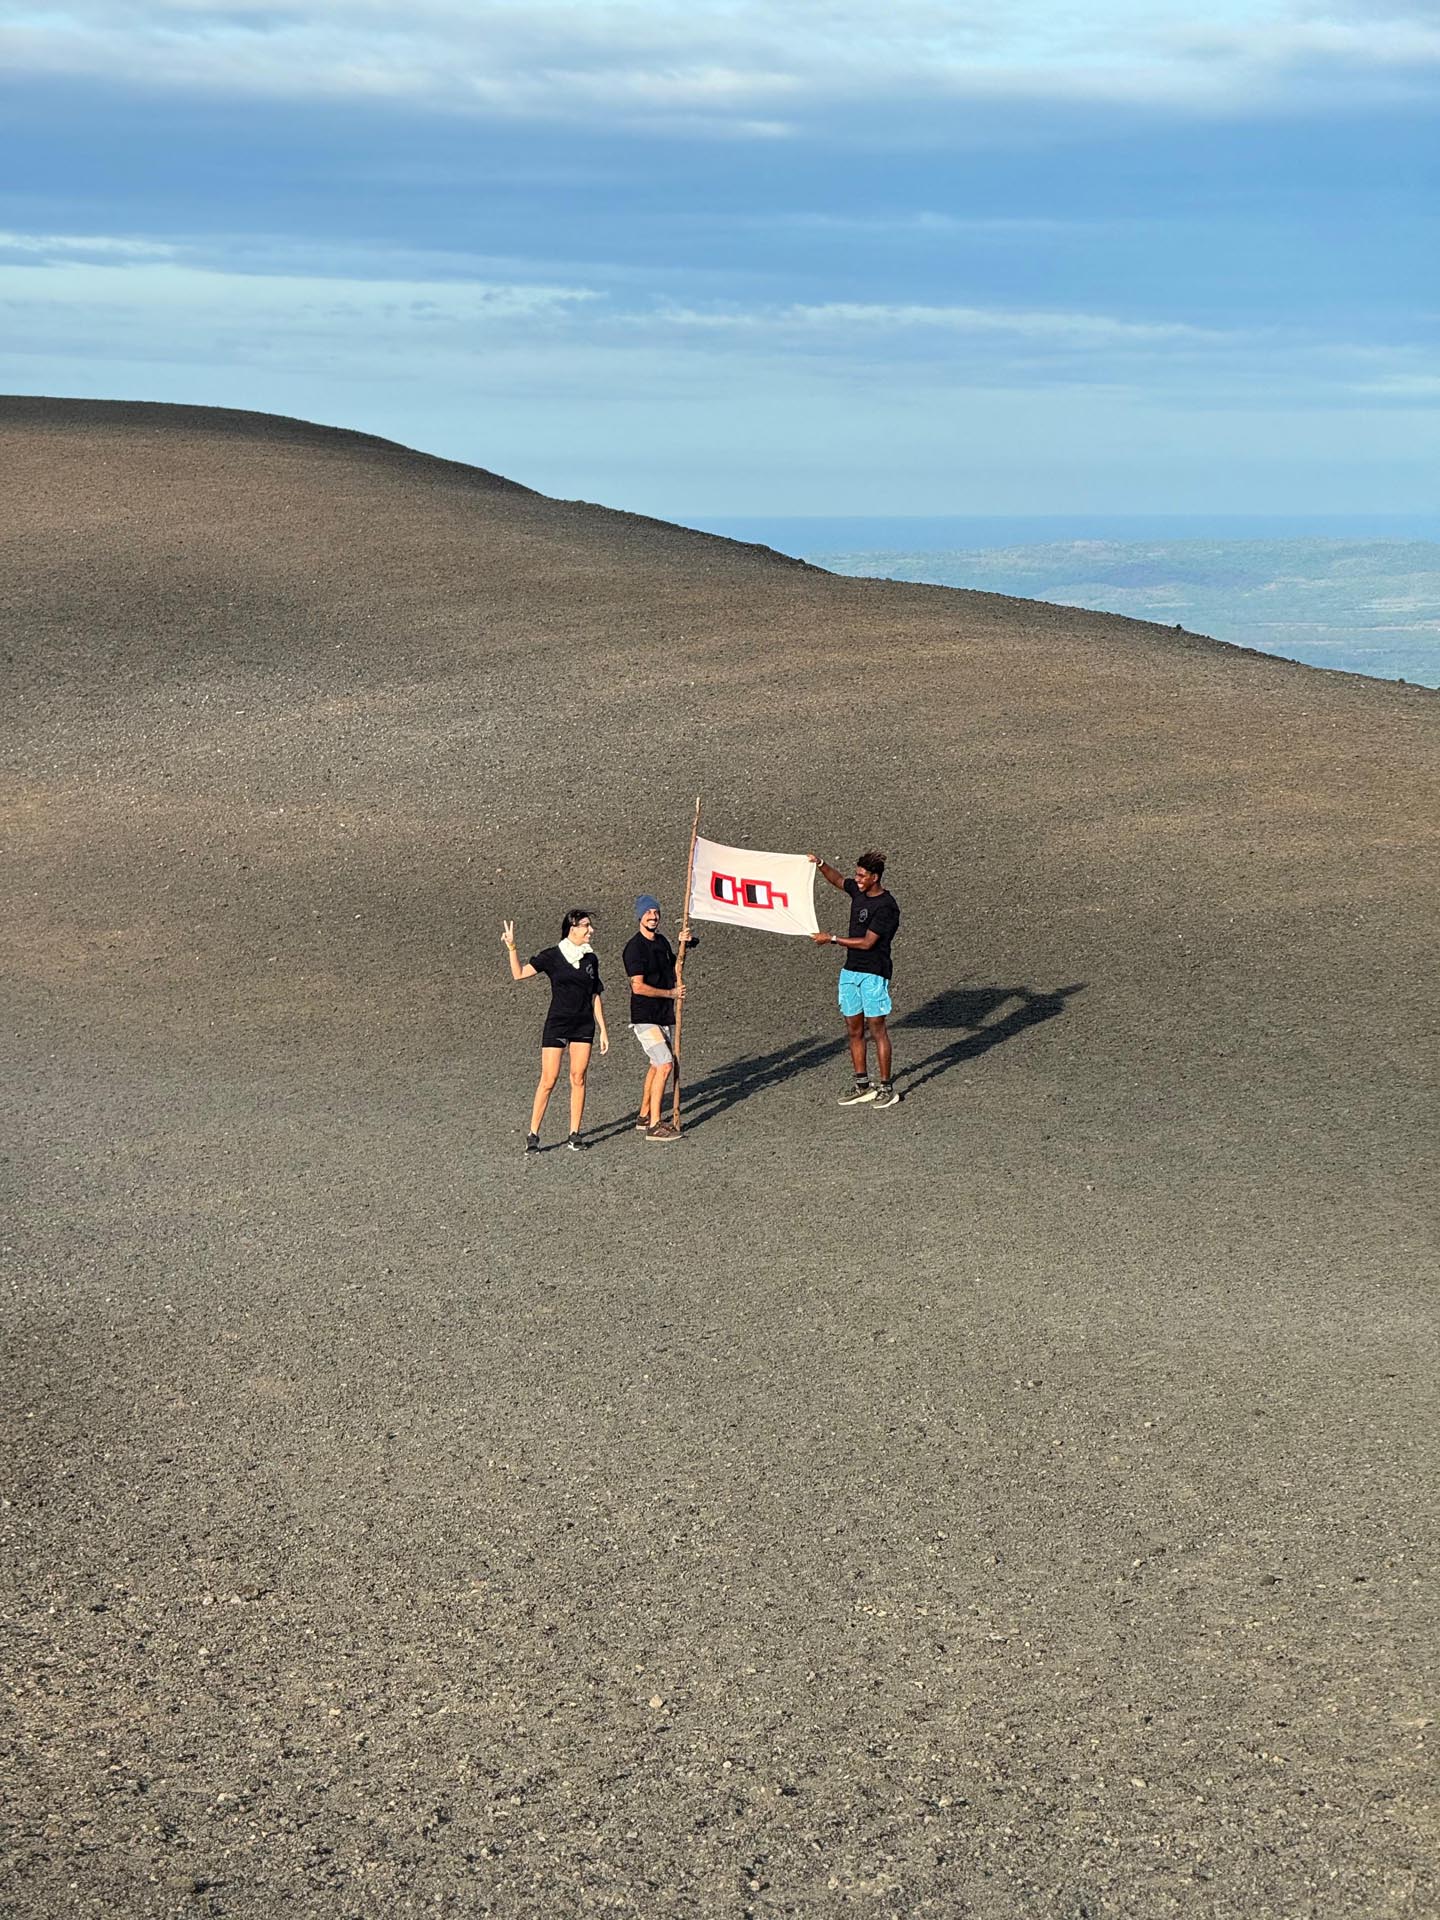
842,879,900,979
529,945,603,1040
622,930,678,1026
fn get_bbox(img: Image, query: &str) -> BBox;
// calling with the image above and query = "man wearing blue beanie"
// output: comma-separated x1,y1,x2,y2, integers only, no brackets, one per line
622,895,695,1141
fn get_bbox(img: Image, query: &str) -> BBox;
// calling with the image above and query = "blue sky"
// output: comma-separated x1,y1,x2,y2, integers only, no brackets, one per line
1,2,1436,514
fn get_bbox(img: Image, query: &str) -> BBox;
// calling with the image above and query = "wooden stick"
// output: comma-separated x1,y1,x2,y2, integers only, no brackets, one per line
670,795,703,1131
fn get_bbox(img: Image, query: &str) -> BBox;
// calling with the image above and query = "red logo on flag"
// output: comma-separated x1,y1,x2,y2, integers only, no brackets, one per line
711,872,790,911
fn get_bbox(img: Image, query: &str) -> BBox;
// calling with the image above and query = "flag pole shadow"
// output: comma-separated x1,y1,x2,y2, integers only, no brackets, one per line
679,1034,847,1131
585,1034,845,1143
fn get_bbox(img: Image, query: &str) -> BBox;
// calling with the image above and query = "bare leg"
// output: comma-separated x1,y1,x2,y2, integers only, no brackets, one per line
869,1016,892,1082
568,1043,593,1134
530,1047,564,1134
846,1012,868,1077
649,1059,672,1124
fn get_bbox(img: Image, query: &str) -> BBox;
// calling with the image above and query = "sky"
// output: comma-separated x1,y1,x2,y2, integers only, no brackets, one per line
0,1,1436,515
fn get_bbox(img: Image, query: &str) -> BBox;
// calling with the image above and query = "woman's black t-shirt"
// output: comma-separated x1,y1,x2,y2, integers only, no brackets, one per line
530,946,603,1040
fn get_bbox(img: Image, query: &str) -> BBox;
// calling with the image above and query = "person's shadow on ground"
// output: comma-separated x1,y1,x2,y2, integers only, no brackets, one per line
589,980,1084,1137
892,982,1084,1097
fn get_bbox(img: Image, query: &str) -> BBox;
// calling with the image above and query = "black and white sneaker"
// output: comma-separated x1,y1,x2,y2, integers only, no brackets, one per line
524,1132,540,1154
566,1132,589,1152
837,1082,877,1106
871,1085,901,1110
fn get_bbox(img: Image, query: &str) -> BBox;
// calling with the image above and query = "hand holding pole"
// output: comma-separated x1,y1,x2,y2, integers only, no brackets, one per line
671,795,702,1131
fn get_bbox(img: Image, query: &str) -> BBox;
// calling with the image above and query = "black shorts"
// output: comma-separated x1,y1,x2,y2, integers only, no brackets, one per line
542,1020,596,1051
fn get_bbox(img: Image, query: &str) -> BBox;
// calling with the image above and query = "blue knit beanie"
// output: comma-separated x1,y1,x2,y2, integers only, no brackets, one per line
635,895,661,918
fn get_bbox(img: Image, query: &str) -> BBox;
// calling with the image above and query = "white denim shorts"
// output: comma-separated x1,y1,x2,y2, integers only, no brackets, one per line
629,1022,674,1066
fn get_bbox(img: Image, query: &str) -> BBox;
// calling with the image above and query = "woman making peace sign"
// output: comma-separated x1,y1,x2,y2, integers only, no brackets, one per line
503,909,609,1153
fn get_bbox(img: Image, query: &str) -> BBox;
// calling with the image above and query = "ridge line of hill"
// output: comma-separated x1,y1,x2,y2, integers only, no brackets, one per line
0,394,821,576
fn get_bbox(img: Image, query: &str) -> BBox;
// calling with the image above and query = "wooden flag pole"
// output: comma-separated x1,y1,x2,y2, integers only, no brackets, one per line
670,795,703,1132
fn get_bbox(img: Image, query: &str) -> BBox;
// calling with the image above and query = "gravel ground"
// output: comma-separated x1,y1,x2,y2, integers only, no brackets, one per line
2,398,1436,1919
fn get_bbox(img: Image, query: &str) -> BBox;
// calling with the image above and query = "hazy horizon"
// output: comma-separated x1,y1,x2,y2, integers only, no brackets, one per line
693,514,1440,687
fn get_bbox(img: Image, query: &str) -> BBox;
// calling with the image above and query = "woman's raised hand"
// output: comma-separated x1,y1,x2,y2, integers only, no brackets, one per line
502,919,516,948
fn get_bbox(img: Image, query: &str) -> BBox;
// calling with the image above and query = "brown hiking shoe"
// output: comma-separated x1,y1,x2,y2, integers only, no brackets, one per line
645,1122,681,1142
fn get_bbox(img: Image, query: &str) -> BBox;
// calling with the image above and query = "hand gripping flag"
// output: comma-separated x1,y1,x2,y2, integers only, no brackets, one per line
687,836,819,937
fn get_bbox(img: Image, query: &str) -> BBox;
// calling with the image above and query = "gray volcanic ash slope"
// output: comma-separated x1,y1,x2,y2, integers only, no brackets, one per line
3,398,1436,1919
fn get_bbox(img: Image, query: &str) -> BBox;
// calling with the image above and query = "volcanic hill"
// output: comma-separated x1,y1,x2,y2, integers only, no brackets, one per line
3,398,1435,1919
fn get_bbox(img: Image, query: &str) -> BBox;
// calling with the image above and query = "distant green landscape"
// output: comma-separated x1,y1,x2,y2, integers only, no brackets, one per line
700,520,1440,688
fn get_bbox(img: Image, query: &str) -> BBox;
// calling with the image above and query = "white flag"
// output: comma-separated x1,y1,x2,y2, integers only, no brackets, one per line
688,836,818,937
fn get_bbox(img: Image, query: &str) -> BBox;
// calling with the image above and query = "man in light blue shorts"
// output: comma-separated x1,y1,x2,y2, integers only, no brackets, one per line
809,849,901,1108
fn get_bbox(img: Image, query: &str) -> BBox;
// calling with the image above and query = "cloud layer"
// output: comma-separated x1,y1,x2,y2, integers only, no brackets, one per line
0,5,1432,512
4,232,1430,401
5,1,1439,128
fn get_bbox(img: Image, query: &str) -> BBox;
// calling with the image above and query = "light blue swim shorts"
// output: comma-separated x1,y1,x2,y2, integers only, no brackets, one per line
838,968,893,1019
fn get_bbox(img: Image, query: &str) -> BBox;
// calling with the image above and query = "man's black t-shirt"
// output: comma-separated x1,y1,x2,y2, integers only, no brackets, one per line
530,946,603,1038
842,879,900,979
623,931,678,1027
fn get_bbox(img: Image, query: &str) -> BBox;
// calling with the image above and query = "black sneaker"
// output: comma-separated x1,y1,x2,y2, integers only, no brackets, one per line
837,1082,876,1106
566,1132,589,1152
871,1085,901,1110
524,1132,540,1154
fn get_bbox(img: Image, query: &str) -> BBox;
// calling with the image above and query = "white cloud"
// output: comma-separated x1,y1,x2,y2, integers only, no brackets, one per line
0,253,600,377
0,239,1247,377
1352,373,1440,399
0,237,1409,376
1171,13,1440,68
743,212,1106,238
0,230,178,261
3,2,1437,127
646,299,1244,348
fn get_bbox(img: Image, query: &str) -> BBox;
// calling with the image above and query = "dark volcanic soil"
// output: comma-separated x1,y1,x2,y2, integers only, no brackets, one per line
2,398,1436,1919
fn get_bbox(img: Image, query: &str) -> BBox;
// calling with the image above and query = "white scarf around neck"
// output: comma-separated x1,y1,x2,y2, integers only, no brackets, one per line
559,937,593,968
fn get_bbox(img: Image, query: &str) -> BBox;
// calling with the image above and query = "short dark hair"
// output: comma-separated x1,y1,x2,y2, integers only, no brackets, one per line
857,849,886,880
560,907,593,937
